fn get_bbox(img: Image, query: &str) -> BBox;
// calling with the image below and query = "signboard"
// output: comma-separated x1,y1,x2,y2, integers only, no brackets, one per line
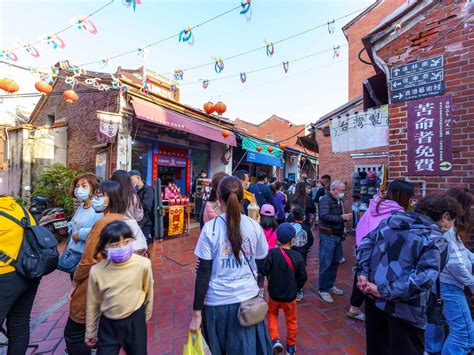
329,105,389,153
390,55,444,103
246,151,283,167
96,111,122,143
407,95,453,176
158,155,187,167
168,206,184,236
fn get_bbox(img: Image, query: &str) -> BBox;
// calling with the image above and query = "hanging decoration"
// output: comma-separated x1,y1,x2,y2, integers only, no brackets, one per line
213,58,224,74
142,75,149,94
267,146,274,153
64,89,78,104
99,58,110,68
179,27,193,43
23,43,40,58
240,72,246,83
240,0,251,15
279,143,287,150
44,34,66,49
282,61,289,73
137,47,149,59
214,101,227,115
327,19,335,34
65,76,77,88
71,16,97,35
203,102,214,114
221,130,231,138
170,84,177,93
201,79,210,89
1,79,19,93
256,146,262,152
123,0,141,11
333,45,340,59
265,41,274,57
111,76,129,93
173,70,184,81
35,81,53,95
0,50,18,61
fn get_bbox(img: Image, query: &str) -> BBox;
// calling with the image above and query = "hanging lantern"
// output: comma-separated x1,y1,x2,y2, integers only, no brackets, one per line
267,146,274,153
256,146,262,152
214,101,227,115
3,80,19,93
35,81,52,95
0,79,13,91
63,89,78,104
221,130,231,138
279,143,287,149
203,101,214,114
300,156,306,161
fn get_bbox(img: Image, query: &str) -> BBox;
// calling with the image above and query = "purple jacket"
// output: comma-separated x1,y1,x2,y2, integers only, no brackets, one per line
355,196,404,246
273,191,287,221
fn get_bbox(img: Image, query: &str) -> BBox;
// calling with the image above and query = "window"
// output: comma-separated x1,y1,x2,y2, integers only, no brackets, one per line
95,152,108,181
46,113,55,126
266,133,274,141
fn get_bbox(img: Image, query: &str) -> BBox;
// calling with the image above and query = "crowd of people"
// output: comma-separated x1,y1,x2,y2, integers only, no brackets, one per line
0,168,472,355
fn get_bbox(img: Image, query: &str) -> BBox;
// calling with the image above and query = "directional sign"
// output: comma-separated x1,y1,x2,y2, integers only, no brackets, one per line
390,55,444,103
390,55,443,79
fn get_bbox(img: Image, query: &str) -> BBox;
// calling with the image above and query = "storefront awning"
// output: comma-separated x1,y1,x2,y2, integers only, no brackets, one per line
246,151,283,168
132,97,237,146
241,136,282,159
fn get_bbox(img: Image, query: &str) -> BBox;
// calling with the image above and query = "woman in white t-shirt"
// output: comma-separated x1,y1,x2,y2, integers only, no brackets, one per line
189,176,271,354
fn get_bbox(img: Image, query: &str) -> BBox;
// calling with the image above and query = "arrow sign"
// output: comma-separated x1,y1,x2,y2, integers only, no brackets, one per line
394,92,403,100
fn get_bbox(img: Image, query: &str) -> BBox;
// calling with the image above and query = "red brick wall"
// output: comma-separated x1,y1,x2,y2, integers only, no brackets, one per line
344,0,406,100
377,0,474,194
31,77,119,172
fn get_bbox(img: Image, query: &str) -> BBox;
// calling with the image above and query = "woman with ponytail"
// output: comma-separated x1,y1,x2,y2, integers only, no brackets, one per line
189,176,271,354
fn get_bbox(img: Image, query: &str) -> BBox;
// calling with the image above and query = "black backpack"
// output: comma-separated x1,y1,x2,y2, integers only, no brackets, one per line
0,207,59,279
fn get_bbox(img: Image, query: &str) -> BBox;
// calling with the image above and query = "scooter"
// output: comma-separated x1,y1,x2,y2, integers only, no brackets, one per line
28,194,68,241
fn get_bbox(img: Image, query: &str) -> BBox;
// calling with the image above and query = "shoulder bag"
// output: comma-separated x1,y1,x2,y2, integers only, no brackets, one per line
427,277,445,325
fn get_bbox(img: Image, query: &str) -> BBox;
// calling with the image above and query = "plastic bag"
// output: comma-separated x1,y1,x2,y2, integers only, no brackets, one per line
183,331,211,355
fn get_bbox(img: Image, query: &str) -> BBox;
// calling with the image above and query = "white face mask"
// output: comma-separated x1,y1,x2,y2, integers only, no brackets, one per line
74,187,90,201
337,192,345,200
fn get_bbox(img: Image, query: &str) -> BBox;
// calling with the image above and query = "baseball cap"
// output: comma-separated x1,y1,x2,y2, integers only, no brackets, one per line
128,170,141,177
277,223,296,244
260,204,275,217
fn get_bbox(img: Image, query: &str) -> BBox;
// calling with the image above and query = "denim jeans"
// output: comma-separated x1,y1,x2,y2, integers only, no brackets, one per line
318,233,342,292
425,282,473,355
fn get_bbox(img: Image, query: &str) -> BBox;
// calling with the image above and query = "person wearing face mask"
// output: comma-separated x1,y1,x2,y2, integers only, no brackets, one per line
85,221,153,354
356,194,462,355
64,180,127,355
128,170,155,244
317,180,352,303
59,174,103,276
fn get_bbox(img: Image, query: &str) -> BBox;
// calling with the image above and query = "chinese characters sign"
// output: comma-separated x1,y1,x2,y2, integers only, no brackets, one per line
329,105,389,153
168,206,184,236
158,155,187,167
407,95,453,176
390,55,444,103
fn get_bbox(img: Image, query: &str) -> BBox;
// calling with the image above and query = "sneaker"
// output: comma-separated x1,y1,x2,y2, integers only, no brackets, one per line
339,257,346,264
318,291,334,303
286,345,296,355
296,291,303,302
272,339,284,354
329,286,344,296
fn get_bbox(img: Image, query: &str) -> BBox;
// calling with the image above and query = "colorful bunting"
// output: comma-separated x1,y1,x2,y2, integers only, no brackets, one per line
201,79,209,89
44,34,66,49
213,58,224,74
173,70,184,81
23,43,40,58
179,27,193,43
123,0,141,11
282,61,289,73
240,0,251,15
333,45,340,58
0,50,18,61
240,72,247,83
71,16,98,35
265,41,274,57
327,19,335,34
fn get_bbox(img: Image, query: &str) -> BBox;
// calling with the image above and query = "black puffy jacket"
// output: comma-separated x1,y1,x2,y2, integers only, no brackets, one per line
318,193,344,236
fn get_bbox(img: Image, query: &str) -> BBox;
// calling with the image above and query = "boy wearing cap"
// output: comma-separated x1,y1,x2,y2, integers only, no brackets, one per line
260,223,307,355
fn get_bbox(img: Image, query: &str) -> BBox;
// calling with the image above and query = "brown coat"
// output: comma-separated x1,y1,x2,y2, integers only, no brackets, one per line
69,213,123,324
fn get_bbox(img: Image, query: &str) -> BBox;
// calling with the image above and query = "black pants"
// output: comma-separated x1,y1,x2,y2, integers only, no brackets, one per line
0,271,40,355
97,305,147,355
64,317,91,355
141,225,153,244
350,273,365,308
365,296,424,355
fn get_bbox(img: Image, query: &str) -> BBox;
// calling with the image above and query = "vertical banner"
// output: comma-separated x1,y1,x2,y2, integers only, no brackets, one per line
168,206,184,236
152,153,159,187
407,95,453,176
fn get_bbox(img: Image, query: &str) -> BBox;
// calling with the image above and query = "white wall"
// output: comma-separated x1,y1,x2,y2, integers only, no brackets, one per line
210,142,233,176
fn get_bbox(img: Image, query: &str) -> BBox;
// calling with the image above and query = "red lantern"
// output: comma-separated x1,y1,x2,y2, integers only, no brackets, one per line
267,146,274,153
256,146,262,152
0,79,12,91
203,101,214,114
221,130,231,138
35,81,52,95
3,80,18,93
64,89,78,104
214,101,227,115
279,143,287,149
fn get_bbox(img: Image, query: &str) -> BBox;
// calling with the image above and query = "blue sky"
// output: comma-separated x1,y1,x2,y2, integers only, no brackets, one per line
0,0,373,124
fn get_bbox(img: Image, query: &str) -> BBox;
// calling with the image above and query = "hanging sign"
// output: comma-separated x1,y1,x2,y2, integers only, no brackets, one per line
390,55,444,103
158,155,187,168
407,95,453,176
96,111,122,143
168,206,185,236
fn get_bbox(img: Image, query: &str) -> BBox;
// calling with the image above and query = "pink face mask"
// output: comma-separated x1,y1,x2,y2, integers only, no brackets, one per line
107,243,133,263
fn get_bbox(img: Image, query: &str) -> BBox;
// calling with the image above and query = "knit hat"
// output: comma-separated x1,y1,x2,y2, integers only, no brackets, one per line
128,170,141,177
277,223,296,244
260,204,275,217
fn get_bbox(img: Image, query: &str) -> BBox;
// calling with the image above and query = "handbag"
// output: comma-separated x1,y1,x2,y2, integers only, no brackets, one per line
427,277,445,325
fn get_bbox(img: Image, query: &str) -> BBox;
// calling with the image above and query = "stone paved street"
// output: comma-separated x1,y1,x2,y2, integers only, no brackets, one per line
5,227,366,355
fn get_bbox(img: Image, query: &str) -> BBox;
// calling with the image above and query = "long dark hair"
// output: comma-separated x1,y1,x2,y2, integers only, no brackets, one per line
96,180,127,214
95,220,135,258
208,172,229,202
376,180,415,214
110,170,141,211
446,188,473,241
217,176,244,262
260,215,278,233
272,181,283,195
291,182,308,210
